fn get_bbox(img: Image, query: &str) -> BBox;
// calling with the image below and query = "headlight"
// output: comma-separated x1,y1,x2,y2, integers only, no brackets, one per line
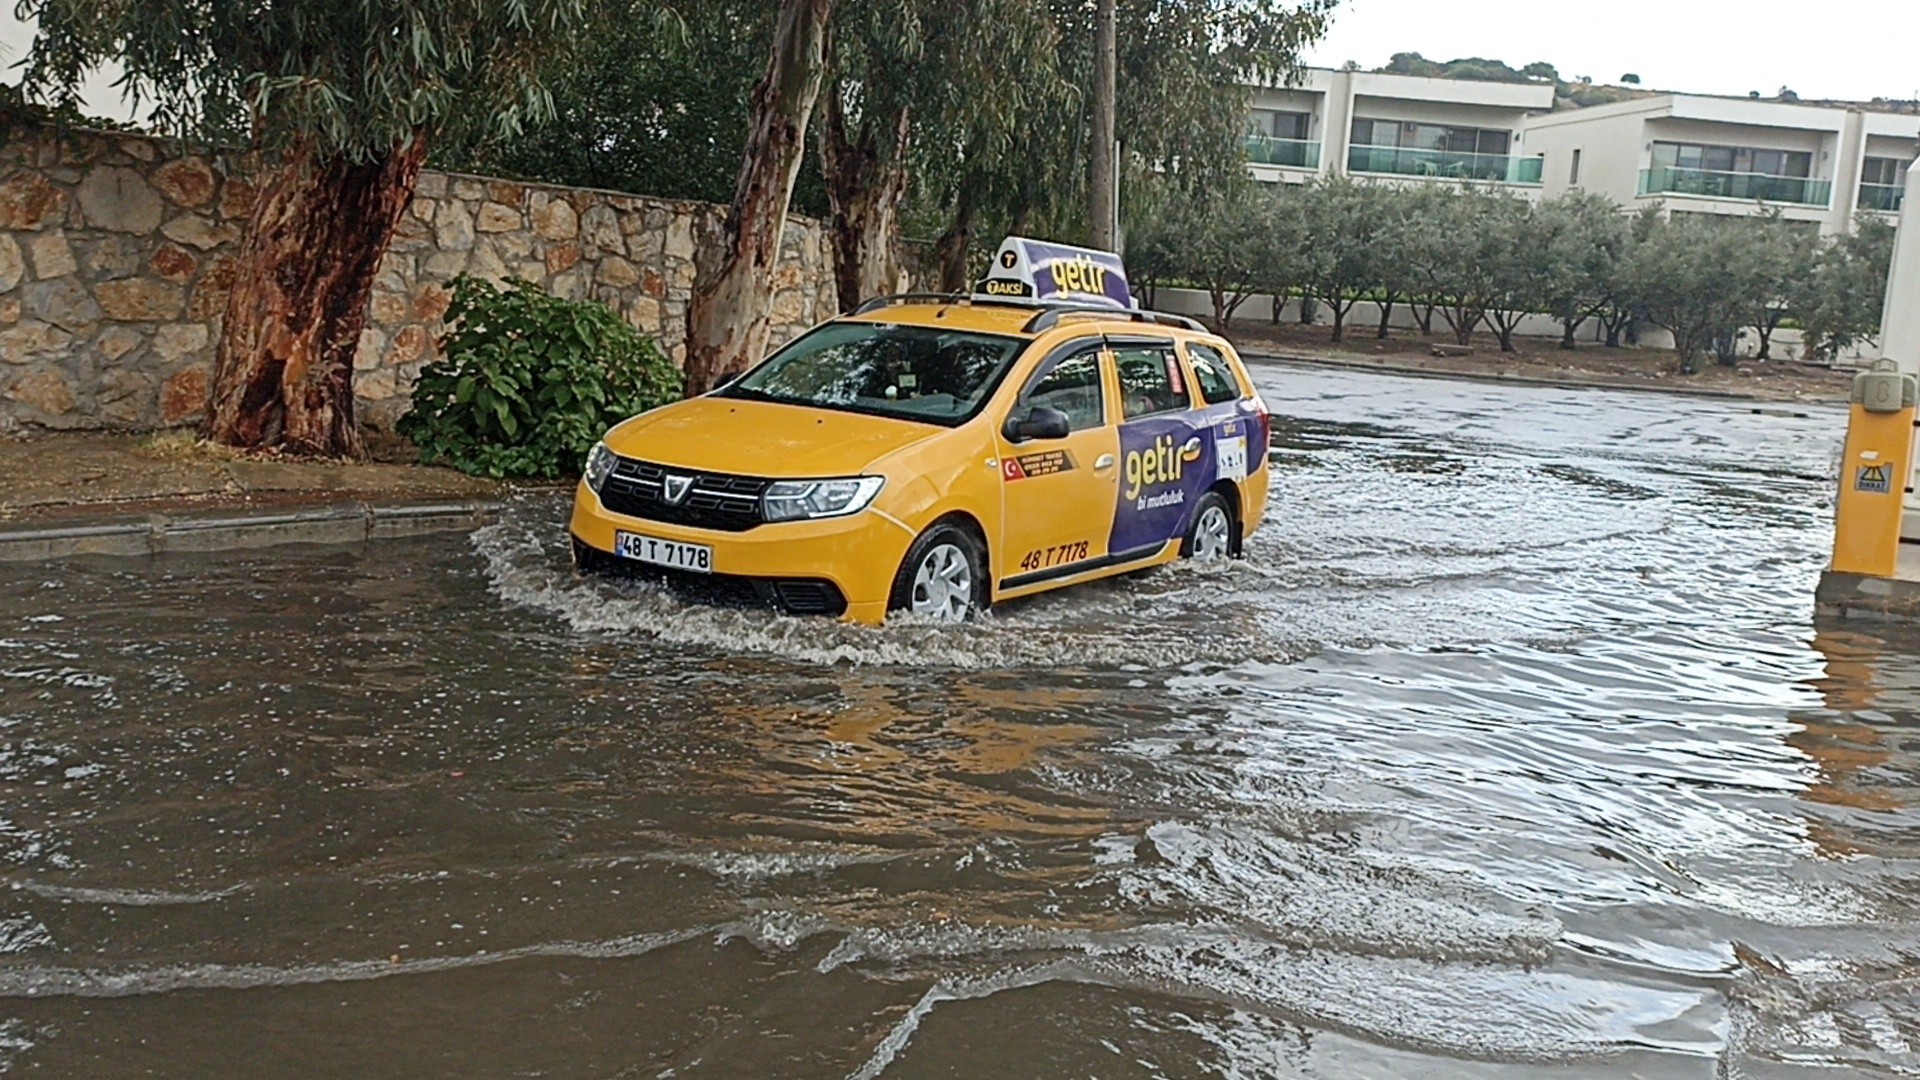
761,476,885,522
584,441,616,492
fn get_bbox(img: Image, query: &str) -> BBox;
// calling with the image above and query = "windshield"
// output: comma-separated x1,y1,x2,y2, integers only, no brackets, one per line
721,322,1026,426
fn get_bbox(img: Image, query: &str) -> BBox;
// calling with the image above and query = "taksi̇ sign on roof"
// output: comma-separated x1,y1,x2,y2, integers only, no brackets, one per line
975,236,1133,310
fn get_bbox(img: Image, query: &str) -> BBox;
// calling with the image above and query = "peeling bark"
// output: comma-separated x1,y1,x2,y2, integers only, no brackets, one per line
205,135,427,457
933,177,981,293
684,0,832,396
822,90,910,313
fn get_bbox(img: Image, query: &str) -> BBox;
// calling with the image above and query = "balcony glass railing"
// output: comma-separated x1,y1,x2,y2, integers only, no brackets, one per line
1858,182,1905,213
1637,166,1832,207
1244,135,1321,169
1345,145,1542,185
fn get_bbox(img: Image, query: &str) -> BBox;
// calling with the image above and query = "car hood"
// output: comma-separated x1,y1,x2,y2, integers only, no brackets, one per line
603,396,947,477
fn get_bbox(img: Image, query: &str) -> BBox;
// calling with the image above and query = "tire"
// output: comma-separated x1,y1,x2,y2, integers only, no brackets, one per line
888,522,987,622
1181,490,1236,561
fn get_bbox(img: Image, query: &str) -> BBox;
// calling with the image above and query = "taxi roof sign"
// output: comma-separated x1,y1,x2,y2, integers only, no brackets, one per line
975,236,1133,311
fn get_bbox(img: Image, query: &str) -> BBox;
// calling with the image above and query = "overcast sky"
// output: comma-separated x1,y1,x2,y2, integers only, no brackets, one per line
1305,0,1918,101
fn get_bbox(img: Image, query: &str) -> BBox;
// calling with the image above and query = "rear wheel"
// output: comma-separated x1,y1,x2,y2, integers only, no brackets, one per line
1182,491,1236,561
889,523,986,622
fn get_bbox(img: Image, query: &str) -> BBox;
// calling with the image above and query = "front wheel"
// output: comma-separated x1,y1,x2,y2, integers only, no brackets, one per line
889,523,986,622
1181,491,1236,561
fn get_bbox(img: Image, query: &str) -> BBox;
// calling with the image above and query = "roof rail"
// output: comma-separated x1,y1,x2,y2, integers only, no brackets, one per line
1022,304,1207,334
850,292,971,315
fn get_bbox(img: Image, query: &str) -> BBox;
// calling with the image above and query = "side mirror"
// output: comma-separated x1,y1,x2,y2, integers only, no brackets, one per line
1006,405,1072,442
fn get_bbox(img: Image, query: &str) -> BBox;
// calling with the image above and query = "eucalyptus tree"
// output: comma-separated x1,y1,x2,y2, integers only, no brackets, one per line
445,1,775,208
820,0,1062,309
920,0,1334,288
684,0,834,395
16,0,592,456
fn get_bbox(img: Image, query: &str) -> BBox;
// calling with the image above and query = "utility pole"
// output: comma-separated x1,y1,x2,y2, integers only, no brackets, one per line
1088,0,1117,250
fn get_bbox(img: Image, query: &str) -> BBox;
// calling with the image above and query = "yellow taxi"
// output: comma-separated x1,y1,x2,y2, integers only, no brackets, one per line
570,237,1271,624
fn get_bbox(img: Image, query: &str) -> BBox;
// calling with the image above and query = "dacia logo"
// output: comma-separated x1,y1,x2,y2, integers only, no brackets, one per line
1124,435,1203,502
662,474,694,505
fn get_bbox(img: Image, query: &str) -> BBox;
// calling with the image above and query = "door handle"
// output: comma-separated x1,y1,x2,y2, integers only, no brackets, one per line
1094,454,1115,471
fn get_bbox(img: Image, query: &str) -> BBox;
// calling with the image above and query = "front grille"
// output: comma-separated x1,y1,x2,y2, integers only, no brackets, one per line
596,456,768,532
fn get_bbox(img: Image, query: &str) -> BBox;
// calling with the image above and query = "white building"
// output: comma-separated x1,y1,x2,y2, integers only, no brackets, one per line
1524,94,1918,235
1246,68,1556,196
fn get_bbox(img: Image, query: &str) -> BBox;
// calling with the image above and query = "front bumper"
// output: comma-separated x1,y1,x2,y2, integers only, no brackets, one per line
568,480,911,624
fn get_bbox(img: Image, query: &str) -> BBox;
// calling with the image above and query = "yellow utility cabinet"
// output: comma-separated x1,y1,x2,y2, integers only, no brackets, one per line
1831,361,1918,578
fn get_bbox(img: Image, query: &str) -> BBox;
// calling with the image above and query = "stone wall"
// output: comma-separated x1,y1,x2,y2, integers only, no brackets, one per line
0,126,838,433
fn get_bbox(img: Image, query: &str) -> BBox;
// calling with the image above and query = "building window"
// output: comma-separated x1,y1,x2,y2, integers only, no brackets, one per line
1650,141,1811,178
1569,148,1581,185
1250,109,1311,141
1863,156,1909,187
1351,119,1511,156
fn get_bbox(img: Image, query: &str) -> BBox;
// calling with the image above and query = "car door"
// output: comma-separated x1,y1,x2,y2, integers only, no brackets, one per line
994,341,1120,588
1108,336,1211,558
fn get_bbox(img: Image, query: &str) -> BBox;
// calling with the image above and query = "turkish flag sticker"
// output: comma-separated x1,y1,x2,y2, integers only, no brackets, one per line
1001,458,1026,481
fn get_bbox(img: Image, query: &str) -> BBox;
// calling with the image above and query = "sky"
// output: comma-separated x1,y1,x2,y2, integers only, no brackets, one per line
1303,0,1918,102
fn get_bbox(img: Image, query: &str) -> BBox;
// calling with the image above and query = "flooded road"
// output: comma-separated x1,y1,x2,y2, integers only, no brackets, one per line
0,364,1915,1078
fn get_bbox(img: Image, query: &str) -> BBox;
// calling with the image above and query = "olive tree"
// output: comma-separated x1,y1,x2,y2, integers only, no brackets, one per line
17,0,591,456
1295,178,1387,343
1797,217,1897,360
1538,191,1628,349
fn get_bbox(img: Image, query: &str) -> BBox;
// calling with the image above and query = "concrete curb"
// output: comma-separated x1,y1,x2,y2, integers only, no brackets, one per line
1240,350,1845,407
0,500,503,563
1816,569,1920,623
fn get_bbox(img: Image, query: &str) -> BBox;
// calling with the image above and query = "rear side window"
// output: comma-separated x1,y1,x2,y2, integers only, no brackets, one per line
1113,345,1191,420
1186,343,1244,404
1022,349,1106,431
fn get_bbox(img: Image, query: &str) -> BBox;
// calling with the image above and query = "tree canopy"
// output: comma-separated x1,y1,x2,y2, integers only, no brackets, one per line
17,0,590,156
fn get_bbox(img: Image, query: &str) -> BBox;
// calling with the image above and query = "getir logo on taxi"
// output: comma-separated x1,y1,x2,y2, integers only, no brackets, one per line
1048,254,1109,298
1125,434,1204,503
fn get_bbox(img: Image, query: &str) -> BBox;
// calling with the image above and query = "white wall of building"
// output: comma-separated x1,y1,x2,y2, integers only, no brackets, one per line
1522,94,1917,236
1882,169,1920,373
1247,66,1554,193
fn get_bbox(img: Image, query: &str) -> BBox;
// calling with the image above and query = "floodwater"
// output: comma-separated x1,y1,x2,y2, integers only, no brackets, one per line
0,364,1914,1079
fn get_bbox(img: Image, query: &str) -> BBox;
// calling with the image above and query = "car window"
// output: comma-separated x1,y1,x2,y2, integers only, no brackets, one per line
1021,348,1106,431
1186,343,1243,404
1113,345,1191,420
721,322,1025,427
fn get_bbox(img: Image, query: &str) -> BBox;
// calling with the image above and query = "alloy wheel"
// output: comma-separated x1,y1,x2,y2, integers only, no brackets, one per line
1192,505,1232,561
910,542,974,621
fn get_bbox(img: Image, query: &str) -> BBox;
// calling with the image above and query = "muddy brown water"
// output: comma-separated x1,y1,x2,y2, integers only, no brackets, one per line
0,365,1913,1078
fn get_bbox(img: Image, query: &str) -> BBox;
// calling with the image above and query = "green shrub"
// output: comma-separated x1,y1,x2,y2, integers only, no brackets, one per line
399,275,683,479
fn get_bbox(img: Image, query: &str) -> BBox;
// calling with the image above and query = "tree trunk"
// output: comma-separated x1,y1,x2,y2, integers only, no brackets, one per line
684,0,832,395
1376,297,1395,339
1329,299,1345,343
822,89,911,313
1417,300,1436,335
1495,318,1517,352
204,136,427,457
933,175,981,293
1560,317,1579,349
1088,0,1117,249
